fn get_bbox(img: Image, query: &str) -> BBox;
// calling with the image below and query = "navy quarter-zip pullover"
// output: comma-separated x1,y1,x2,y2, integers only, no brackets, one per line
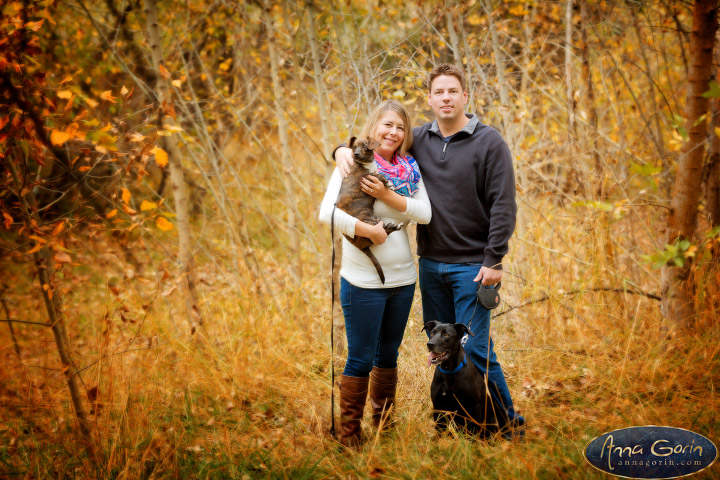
410,114,517,269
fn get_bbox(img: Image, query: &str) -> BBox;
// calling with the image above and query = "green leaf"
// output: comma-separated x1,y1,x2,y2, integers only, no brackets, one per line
701,80,720,98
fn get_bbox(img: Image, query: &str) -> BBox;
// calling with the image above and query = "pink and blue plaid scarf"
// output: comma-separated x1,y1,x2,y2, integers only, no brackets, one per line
374,152,421,197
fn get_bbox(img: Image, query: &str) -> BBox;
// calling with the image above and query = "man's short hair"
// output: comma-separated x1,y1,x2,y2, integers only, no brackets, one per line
428,63,466,92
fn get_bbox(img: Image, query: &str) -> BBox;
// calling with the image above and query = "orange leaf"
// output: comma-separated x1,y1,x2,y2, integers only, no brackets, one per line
100,90,117,103
122,204,137,215
28,235,46,243
140,200,157,211
54,251,71,264
0,116,10,130
27,243,43,254
156,217,174,231
152,147,168,167
78,166,92,172
121,187,131,204
50,130,70,146
66,122,79,139
2,212,12,230
51,221,65,236
57,90,72,99
24,20,44,31
106,209,117,219
158,64,171,79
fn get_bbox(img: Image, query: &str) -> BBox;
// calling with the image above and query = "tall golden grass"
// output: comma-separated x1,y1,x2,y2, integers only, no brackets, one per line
1,195,718,479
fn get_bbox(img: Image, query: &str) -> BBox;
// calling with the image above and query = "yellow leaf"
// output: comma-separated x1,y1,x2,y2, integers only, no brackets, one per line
152,147,168,167
57,90,73,99
121,187,131,204
106,209,117,219
129,132,145,142
715,127,720,137
172,79,182,88
140,200,157,211
121,85,129,96
50,130,70,146
156,217,174,231
85,97,99,108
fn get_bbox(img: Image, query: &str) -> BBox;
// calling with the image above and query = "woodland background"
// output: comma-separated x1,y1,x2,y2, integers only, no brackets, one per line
1,0,719,478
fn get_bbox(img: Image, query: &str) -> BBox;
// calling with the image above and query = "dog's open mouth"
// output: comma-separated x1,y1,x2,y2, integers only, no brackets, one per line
428,351,449,366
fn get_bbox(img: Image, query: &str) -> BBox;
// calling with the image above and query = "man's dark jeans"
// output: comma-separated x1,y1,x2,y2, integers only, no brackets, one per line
419,257,521,422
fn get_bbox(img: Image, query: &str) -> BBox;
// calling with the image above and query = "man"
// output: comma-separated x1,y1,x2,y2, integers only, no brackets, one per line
335,63,523,434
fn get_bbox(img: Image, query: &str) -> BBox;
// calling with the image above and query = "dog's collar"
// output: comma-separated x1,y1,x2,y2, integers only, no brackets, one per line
438,354,467,374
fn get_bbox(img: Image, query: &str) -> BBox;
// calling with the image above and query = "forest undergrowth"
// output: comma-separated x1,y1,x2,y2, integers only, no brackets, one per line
1,197,718,479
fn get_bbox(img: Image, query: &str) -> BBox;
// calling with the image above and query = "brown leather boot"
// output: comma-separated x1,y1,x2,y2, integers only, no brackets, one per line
369,366,397,430
338,375,369,447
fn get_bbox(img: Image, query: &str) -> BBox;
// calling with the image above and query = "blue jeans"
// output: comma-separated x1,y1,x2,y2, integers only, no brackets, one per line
419,257,520,420
340,277,416,378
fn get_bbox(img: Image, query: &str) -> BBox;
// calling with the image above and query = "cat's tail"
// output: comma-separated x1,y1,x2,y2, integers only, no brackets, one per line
363,248,385,284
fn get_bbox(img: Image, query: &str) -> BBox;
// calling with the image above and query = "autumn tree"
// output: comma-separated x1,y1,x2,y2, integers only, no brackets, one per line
661,0,719,325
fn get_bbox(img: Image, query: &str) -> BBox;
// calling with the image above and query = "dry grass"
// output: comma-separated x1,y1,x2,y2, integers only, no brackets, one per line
1,198,719,479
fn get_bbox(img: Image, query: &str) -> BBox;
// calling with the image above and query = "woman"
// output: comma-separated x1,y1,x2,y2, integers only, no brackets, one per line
319,100,431,447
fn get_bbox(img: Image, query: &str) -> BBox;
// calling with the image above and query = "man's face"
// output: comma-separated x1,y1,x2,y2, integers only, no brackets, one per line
428,74,468,123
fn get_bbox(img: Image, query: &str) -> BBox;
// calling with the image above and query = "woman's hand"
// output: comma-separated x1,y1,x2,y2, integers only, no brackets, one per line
361,175,408,213
355,220,388,245
360,175,389,201
367,221,388,245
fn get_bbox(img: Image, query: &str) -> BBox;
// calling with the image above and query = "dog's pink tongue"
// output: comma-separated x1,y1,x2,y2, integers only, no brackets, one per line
428,352,438,367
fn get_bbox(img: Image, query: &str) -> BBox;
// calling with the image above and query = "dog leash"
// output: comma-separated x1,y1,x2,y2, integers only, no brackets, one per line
330,204,337,438
464,278,502,428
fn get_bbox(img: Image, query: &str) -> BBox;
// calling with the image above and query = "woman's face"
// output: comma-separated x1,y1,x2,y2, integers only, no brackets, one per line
373,110,405,160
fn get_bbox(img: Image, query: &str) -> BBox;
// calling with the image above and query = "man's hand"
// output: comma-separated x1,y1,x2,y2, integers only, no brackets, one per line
335,147,354,178
474,266,502,286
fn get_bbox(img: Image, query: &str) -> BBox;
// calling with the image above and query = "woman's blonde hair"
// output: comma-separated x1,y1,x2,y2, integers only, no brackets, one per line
358,100,413,157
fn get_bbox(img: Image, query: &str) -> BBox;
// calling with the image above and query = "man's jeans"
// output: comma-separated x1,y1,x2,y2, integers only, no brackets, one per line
340,277,416,377
419,257,520,420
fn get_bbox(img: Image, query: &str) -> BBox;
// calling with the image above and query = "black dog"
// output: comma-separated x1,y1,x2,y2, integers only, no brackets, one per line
422,320,508,437
335,136,402,284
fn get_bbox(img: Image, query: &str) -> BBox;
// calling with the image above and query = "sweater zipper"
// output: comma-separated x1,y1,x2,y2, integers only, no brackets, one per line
442,141,448,160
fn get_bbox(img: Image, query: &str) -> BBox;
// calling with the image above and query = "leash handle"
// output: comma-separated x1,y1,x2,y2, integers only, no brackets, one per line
329,204,337,438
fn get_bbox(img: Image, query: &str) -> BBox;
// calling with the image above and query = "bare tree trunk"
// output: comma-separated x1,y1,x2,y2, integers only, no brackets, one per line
579,0,603,197
662,0,718,326
564,0,576,137
445,0,463,71
307,2,333,166
483,0,511,137
145,0,204,331
6,161,96,462
1,296,21,357
265,4,301,281
707,61,720,229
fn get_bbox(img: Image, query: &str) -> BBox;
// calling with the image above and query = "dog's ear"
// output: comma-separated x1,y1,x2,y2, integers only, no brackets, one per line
421,320,439,333
365,138,380,150
453,323,474,337
348,136,357,148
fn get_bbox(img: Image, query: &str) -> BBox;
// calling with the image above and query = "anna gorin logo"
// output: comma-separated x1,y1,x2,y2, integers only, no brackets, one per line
585,426,717,479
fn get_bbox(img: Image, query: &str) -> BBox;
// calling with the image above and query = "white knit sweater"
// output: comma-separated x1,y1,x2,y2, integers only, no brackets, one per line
319,168,432,288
